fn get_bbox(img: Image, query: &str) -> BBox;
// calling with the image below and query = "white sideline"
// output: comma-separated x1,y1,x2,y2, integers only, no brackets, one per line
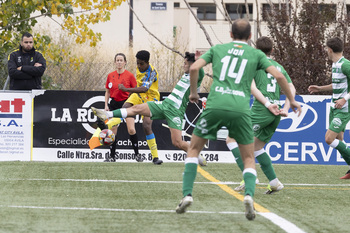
5,178,350,187
4,178,340,233
260,213,306,233
0,205,306,232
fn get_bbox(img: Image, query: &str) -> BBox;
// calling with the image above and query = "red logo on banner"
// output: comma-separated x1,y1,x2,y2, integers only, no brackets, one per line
0,99,25,113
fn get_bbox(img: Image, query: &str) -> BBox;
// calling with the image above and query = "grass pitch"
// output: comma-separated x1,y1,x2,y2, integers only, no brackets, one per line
0,161,349,232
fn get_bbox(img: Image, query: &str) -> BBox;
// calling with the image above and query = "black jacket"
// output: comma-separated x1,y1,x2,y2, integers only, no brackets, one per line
7,45,46,90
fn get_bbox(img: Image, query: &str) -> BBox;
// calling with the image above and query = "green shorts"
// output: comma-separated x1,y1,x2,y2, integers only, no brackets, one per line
193,109,254,145
251,108,281,143
147,101,184,130
329,108,350,133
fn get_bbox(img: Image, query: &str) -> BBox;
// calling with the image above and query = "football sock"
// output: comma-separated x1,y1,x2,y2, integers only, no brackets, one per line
330,139,350,165
110,139,117,159
112,108,128,118
146,133,158,158
129,133,139,156
183,157,198,197
255,149,277,181
243,168,257,197
227,142,244,172
96,119,107,130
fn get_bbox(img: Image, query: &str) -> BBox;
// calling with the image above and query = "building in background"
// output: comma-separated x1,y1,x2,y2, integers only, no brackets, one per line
35,0,349,56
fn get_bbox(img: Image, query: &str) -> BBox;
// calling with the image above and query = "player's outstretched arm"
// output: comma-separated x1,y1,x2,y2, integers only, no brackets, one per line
189,58,206,103
308,84,332,94
119,84,148,93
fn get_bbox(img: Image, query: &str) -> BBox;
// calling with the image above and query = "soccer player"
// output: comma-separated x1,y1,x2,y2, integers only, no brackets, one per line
114,50,163,165
308,37,350,179
91,52,207,166
175,19,301,220
226,36,296,194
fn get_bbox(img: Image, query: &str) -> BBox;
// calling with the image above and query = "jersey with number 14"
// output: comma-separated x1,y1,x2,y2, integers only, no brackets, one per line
201,41,271,112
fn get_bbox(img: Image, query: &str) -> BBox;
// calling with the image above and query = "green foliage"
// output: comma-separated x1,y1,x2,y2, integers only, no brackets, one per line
42,74,61,90
0,0,125,89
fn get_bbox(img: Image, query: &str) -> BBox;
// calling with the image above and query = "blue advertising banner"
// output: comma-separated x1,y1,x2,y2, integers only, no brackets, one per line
269,95,347,165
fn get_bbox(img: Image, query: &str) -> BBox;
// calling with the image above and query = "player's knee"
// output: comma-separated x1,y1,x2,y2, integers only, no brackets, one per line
128,128,136,135
171,138,182,149
142,124,152,134
325,137,333,145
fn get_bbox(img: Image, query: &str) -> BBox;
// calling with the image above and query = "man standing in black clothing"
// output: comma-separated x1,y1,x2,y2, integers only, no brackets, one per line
8,32,46,90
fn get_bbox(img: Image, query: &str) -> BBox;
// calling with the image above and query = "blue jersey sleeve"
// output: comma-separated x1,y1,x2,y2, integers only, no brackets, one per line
141,67,158,89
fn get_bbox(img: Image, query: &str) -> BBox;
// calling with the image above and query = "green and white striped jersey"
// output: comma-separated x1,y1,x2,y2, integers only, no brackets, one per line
163,68,205,113
331,56,350,112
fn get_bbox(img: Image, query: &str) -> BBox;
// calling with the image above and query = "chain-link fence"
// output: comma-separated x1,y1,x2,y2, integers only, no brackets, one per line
1,58,212,92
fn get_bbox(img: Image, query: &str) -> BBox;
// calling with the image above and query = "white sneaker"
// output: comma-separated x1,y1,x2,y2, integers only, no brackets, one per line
234,180,245,191
91,107,109,122
175,195,193,214
265,181,284,194
234,178,259,192
198,154,207,166
244,195,256,221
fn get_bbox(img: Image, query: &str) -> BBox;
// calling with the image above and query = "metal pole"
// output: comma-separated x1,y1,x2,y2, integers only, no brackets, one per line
3,75,10,90
129,0,133,48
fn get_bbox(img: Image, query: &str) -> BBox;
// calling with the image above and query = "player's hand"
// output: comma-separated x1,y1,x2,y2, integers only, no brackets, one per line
267,104,280,116
308,85,320,94
290,100,302,117
34,63,42,67
279,108,289,117
335,98,346,109
189,93,200,103
118,84,126,91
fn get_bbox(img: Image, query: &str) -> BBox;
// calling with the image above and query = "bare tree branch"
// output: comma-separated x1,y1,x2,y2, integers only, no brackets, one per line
183,0,214,47
127,0,184,57
212,0,231,23
221,0,232,25
0,13,49,31
209,26,223,44
244,0,250,21
255,0,261,37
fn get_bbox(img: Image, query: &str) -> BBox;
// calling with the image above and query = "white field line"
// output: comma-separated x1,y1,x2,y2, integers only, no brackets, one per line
0,178,309,233
0,205,240,214
0,205,305,233
3,178,350,187
260,213,305,233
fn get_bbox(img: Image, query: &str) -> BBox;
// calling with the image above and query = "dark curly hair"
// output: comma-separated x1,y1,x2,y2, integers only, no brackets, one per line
185,52,195,62
136,50,150,62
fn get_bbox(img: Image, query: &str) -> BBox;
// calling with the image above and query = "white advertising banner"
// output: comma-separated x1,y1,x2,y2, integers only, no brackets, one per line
0,91,32,161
